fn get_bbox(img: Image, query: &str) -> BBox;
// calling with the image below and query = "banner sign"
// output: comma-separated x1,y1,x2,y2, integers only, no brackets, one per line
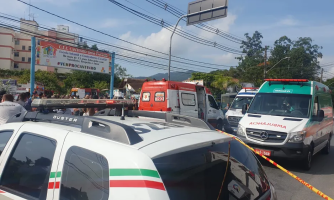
36,41,111,74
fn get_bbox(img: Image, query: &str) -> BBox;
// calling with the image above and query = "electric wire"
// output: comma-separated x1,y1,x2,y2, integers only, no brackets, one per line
107,0,244,54
0,14,235,70
144,0,244,43
16,0,242,66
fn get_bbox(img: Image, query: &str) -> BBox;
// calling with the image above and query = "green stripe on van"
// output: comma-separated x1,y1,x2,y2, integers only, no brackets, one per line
260,81,312,95
110,169,160,178
49,171,62,178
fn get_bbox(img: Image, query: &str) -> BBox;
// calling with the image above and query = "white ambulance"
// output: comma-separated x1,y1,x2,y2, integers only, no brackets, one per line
138,79,225,130
224,87,259,134
237,79,333,170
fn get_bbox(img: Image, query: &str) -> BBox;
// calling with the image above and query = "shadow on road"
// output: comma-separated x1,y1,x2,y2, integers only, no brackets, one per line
258,143,334,175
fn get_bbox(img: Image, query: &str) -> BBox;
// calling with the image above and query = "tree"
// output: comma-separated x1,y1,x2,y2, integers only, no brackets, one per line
19,70,60,92
268,37,322,80
115,64,131,79
91,44,99,51
235,31,265,86
93,81,109,90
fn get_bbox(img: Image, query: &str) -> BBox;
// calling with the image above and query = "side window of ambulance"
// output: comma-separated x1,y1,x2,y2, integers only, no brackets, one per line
0,131,13,155
208,95,219,110
0,133,56,200
181,93,196,106
60,146,109,200
142,92,151,102
155,92,165,102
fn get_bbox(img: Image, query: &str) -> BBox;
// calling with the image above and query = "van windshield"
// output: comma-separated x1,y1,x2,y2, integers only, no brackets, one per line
248,93,312,118
230,96,253,109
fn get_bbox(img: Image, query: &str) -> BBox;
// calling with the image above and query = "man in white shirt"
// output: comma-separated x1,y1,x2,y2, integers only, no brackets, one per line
0,94,27,125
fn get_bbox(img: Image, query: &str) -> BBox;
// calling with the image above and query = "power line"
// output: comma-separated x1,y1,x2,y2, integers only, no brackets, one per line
107,0,244,54
16,0,238,67
144,0,244,43
0,14,235,71
0,21,211,74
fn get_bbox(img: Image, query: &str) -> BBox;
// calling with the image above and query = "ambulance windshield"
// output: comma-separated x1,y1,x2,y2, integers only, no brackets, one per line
230,96,253,109
247,93,312,118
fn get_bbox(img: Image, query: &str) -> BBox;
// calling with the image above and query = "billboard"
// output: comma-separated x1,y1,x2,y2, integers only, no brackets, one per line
36,41,111,74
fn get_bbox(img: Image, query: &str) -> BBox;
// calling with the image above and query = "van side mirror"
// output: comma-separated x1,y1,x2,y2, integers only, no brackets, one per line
242,104,248,114
317,110,324,121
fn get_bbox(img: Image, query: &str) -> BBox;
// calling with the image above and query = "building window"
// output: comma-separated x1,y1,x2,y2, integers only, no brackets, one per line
22,57,25,62
22,45,25,50
14,63,19,68
14,39,19,45
28,46,31,51
28,57,31,62
12,49,14,54
14,52,19,57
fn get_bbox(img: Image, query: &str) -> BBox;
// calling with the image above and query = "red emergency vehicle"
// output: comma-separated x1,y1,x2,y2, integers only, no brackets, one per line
138,79,224,130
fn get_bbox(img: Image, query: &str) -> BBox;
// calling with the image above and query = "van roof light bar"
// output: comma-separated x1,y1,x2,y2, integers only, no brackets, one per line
6,111,143,145
32,99,135,109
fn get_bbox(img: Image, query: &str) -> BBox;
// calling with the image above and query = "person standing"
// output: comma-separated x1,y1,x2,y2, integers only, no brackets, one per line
16,93,27,107
0,94,27,125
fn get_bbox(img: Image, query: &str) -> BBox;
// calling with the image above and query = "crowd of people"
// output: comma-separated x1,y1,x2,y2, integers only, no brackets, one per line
0,91,138,125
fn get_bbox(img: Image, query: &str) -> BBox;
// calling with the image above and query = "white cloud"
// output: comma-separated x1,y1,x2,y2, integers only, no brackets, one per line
0,0,27,16
99,19,134,29
195,14,238,39
116,12,239,60
202,53,238,66
118,26,195,56
277,15,299,26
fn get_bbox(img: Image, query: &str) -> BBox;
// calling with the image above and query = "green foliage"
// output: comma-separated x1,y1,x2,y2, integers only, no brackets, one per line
93,81,109,90
0,69,25,78
115,64,131,79
91,44,99,51
19,70,61,92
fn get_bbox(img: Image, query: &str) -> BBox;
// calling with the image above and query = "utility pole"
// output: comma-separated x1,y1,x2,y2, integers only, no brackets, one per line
320,68,324,83
264,46,268,79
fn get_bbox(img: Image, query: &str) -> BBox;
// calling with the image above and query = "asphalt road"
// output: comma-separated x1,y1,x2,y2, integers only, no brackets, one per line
261,139,334,200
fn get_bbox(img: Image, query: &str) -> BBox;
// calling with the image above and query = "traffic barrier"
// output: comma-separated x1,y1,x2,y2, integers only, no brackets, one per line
216,129,333,200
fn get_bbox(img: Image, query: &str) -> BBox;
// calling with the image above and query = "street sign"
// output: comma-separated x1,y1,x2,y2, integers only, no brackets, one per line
187,0,228,26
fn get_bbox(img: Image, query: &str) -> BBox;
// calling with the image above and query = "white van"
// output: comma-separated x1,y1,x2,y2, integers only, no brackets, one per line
224,88,258,134
237,79,333,170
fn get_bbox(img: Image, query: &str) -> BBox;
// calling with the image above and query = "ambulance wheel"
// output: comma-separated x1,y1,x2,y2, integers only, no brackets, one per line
301,146,313,171
217,120,223,131
321,138,331,155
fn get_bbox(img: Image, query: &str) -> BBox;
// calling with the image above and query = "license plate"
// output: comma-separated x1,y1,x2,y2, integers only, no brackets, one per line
254,149,271,156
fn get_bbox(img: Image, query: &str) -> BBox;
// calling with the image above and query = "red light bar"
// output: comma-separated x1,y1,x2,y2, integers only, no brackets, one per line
264,79,309,82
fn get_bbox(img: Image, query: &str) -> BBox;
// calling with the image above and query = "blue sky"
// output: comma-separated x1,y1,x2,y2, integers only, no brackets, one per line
1,0,334,78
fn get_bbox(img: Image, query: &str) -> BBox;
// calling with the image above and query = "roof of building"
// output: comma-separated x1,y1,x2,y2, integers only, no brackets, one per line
119,78,146,91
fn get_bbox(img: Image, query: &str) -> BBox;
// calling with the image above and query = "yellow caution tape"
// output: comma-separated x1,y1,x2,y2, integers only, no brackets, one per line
216,129,333,200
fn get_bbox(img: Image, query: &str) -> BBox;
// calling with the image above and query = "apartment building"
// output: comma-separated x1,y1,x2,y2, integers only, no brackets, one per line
0,19,79,73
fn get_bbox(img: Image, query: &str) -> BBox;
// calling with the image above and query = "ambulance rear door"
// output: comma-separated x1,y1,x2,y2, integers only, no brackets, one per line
179,90,198,118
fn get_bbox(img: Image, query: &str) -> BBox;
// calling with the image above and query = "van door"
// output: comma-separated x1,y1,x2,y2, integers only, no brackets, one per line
206,95,220,127
179,91,198,117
